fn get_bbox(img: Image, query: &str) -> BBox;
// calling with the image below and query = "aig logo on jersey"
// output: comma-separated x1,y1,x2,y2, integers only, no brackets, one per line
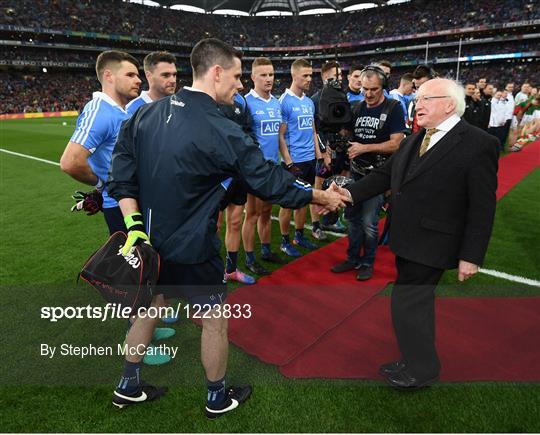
260,120,280,136
297,115,314,130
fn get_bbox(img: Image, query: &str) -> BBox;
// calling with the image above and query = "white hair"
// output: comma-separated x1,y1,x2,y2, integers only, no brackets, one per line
447,79,466,117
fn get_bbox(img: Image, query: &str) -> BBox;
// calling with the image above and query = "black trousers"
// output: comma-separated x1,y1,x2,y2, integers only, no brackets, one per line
392,256,445,378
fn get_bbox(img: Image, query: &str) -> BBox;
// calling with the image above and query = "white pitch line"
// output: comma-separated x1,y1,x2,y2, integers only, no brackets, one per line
0,148,60,166
479,268,540,288
3,147,539,287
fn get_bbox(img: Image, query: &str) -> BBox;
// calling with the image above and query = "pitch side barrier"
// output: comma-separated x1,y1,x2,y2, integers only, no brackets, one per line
0,110,78,120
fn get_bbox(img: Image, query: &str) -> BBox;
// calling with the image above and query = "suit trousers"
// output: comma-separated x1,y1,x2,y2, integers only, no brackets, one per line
392,256,445,378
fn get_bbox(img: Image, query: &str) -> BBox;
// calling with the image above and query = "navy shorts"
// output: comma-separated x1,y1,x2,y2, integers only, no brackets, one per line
294,159,316,185
157,255,227,307
219,178,248,210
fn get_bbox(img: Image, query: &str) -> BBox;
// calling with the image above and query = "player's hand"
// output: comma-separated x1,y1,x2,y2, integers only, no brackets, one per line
121,212,150,256
458,260,479,282
70,189,103,215
348,142,368,159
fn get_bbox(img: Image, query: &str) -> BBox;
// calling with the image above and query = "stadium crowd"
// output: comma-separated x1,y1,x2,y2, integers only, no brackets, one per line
3,38,533,71
2,60,538,115
0,72,96,113
1,0,538,47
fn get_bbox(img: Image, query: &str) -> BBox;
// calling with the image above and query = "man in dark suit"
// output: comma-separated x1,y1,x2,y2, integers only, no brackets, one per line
332,78,499,389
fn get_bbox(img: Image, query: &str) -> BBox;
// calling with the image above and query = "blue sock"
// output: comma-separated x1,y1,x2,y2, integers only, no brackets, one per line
226,251,238,273
117,360,140,394
281,234,290,244
245,251,255,265
295,228,304,238
261,243,271,256
207,377,226,406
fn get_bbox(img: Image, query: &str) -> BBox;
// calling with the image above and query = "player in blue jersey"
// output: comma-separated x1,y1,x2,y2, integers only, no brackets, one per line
60,50,141,233
278,58,323,257
242,57,286,271
60,51,172,366
126,51,177,116
220,93,261,284
390,72,415,125
347,63,364,103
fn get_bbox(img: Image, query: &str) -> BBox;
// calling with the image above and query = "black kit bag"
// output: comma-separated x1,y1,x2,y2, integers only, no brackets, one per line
79,231,160,315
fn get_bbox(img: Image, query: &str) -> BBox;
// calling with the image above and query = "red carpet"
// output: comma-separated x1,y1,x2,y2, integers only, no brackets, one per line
224,140,539,381
223,241,395,365
496,139,540,199
280,297,540,382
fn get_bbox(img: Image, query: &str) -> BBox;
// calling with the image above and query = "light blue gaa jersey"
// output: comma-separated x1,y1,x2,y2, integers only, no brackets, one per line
126,90,153,116
279,88,315,163
347,90,364,103
245,89,282,164
70,91,130,208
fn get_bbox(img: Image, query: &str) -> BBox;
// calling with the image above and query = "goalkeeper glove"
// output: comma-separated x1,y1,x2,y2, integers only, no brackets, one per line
121,212,150,256
71,189,103,215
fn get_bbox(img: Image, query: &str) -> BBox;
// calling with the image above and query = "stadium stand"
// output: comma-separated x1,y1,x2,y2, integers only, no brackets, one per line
0,0,538,113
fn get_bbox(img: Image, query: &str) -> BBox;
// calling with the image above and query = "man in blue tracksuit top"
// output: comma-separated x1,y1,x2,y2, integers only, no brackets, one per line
108,38,348,417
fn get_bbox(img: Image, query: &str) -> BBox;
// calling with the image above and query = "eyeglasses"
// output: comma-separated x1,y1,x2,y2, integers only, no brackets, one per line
413,95,451,104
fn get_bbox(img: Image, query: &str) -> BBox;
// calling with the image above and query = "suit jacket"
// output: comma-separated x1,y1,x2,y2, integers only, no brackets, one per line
346,119,499,269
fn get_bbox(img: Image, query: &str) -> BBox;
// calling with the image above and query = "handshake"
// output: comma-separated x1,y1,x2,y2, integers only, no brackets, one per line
312,175,354,215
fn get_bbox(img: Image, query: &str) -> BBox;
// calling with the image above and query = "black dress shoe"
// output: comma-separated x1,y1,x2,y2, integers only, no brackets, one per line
379,360,407,377
246,261,270,276
386,369,439,390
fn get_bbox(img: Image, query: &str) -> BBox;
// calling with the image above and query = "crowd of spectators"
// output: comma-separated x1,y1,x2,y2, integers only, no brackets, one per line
1,0,538,114
0,72,97,113
3,37,536,75
2,60,538,114
1,0,538,47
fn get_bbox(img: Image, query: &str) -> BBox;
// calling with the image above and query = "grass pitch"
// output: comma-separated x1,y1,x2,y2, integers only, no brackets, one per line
0,117,539,432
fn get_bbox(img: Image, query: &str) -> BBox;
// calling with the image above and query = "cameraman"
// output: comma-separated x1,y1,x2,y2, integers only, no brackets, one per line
331,66,405,281
311,61,349,232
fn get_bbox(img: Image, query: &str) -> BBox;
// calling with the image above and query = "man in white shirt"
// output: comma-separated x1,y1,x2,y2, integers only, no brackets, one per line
488,90,511,150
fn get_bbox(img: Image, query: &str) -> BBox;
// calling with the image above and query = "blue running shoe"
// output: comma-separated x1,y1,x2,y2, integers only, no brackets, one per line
161,316,178,324
280,242,302,257
224,269,256,285
293,234,317,250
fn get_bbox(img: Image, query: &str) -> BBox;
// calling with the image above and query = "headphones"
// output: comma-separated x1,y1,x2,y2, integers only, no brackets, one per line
360,65,389,90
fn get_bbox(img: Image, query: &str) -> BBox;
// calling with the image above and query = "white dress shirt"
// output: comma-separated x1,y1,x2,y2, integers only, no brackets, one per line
425,114,461,152
489,98,510,127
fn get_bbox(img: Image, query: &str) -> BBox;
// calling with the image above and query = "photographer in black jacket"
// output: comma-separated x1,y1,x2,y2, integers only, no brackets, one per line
108,38,349,417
